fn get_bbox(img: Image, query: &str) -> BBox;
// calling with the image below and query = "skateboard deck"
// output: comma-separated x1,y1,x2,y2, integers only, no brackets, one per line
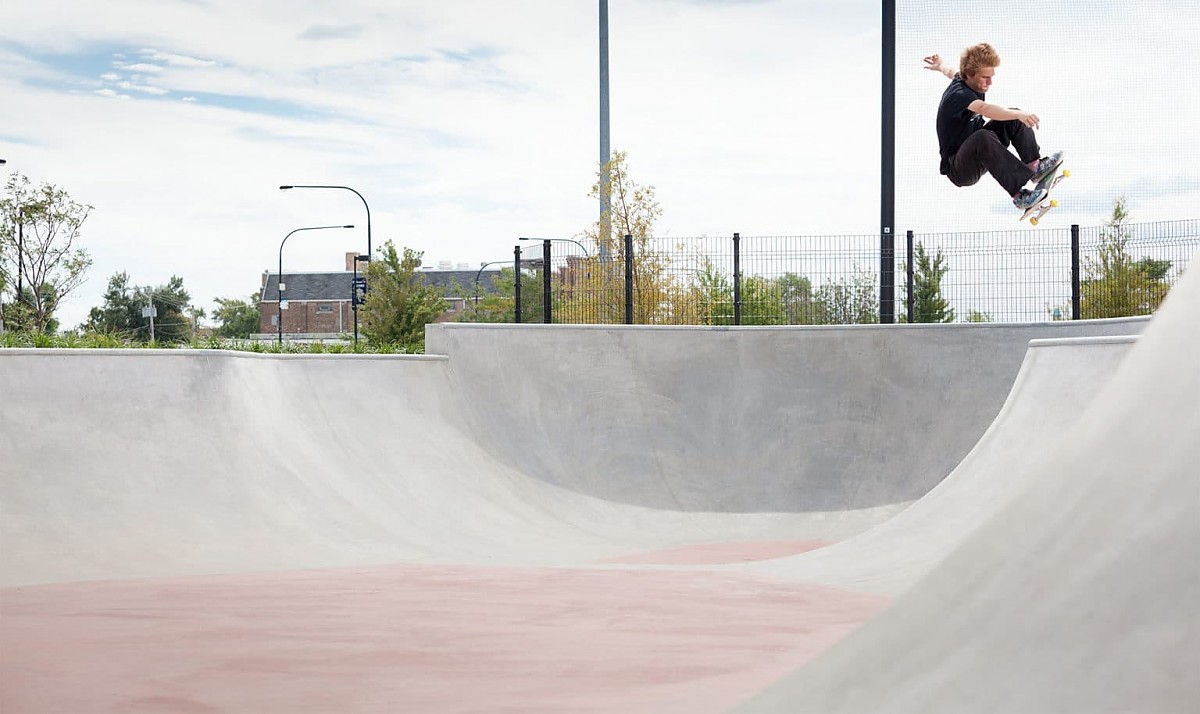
1020,168,1070,226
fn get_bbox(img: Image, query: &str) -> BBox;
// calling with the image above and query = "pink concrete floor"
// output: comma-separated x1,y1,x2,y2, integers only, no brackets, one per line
603,540,832,565
1,563,887,713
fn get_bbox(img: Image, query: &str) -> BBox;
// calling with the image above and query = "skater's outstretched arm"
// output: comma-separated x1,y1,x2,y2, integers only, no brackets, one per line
923,54,955,80
966,101,1041,129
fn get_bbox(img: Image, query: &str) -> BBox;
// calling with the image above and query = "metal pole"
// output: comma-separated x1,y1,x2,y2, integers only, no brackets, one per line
624,233,633,325
1071,224,1081,320
277,238,285,346
598,0,612,261
906,230,916,323
733,232,742,326
880,0,896,324
514,245,522,324
542,239,552,324
16,219,23,331
352,258,359,345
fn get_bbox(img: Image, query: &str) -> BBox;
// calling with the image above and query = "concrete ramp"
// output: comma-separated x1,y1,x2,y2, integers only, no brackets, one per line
0,318,1146,586
0,352,890,587
734,264,1200,713
1,282,1187,713
428,318,1148,513
741,335,1137,596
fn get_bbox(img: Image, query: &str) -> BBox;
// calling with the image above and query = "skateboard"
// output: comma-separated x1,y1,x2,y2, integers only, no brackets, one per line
1020,167,1070,226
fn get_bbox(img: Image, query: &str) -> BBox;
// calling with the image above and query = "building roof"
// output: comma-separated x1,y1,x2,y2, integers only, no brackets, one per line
259,270,502,303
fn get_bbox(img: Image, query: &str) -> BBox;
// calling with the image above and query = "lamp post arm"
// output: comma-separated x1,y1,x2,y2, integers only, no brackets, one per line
276,224,354,346
280,185,371,258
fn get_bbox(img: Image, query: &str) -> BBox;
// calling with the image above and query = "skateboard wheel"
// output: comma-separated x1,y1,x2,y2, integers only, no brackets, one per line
1050,200,1059,208
1030,217,1039,226
1062,169,1071,177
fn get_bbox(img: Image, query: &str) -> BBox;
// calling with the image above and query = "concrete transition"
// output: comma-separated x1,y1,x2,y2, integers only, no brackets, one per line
0,261,1195,712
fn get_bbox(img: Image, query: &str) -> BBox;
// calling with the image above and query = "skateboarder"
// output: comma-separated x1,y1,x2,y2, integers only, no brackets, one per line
924,43,1063,211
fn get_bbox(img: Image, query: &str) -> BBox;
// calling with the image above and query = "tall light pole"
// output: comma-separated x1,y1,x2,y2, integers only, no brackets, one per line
277,224,354,346
880,0,896,324
599,0,612,261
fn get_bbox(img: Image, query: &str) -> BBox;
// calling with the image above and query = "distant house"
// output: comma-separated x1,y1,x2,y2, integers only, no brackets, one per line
258,252,501,340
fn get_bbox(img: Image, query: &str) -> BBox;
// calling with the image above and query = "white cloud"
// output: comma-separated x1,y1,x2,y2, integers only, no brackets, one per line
115,62,164,73
116,80,169,95
137,49,219,68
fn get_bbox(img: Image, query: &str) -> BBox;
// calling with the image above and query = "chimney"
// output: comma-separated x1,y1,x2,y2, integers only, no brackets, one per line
345,252,360,271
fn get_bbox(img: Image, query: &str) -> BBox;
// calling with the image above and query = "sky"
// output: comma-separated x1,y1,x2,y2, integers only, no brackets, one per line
1,0,1197,329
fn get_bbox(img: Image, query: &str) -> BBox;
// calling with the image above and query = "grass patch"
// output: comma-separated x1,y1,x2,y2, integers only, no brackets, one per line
0,331,419,354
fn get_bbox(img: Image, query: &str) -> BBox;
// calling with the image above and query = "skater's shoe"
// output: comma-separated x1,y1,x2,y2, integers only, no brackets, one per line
1030,151,1065,187
1013,186,1048,211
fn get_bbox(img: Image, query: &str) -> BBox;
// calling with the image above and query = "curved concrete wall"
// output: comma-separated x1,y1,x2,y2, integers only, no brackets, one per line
426,317,1147,512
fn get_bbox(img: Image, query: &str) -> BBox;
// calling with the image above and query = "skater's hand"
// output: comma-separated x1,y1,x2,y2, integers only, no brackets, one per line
923,54,955,79
1015,110,1040,129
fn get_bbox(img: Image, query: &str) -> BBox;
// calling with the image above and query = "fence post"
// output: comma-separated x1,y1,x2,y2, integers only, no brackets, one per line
1071,224,1081,320
880,229,896,324
542,239,552,324
733,232,742,326
514,244,522,324
624,233,634,325
906,230,915,324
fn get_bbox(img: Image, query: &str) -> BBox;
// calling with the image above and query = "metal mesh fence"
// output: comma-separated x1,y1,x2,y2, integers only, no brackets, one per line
492,219,1196,325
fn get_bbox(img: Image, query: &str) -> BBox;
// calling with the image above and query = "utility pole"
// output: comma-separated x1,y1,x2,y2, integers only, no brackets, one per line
142,289,157,342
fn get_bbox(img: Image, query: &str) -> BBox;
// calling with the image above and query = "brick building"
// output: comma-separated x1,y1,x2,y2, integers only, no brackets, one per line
258,253,501,340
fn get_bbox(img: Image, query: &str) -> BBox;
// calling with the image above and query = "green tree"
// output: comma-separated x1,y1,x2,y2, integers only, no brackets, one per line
211,294,261,338
361,242,447,351
455,265,549,324
911,242,955,323
777,272,818,324
739,275,783,325
678,267,817,326
679,258,733,325
571,151,675,323
0,174,94,332
85,272,195,343
1081,198,1172,318
814,270,879,325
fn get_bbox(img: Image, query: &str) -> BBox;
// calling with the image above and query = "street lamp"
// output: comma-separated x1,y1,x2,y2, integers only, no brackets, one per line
278,185,372,259
277,224,354,346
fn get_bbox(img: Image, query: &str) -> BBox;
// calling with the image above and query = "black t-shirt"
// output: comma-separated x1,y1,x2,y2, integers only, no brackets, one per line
936,74,985,174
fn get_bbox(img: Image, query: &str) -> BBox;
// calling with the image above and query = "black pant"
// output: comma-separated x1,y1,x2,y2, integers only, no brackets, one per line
946,119,1040,195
